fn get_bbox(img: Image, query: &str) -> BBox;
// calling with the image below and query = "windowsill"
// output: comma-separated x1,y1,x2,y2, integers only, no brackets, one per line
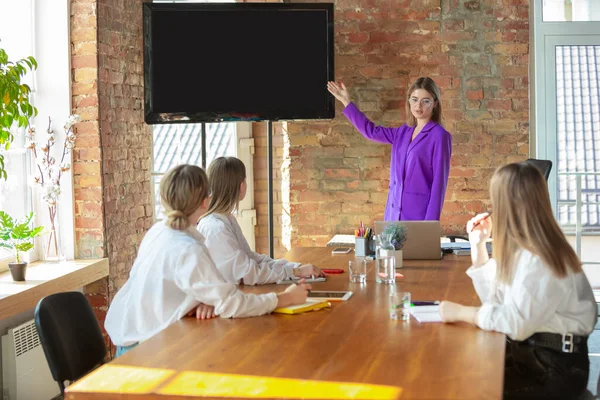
0,258,109,320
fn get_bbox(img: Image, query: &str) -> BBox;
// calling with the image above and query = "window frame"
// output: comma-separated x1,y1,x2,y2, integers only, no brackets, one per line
532,0,600,214
0,0,73,269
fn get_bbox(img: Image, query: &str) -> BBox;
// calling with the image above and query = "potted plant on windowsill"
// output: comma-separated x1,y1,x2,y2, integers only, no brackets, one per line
0,211,44,281
383,223,408,268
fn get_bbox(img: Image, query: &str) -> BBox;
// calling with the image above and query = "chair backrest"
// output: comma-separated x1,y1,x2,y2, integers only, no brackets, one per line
525,158,552,181
34,291,106,389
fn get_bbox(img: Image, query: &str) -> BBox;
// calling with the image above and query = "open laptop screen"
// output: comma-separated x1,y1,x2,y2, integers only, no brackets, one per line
374,221,442,260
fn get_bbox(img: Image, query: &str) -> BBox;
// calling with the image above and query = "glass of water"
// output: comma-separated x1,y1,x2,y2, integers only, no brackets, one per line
376,234,396,284
348,259,367,283
389,291,411,321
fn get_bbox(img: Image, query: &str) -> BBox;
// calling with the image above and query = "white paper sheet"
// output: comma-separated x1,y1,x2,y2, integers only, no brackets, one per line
410,305,442,323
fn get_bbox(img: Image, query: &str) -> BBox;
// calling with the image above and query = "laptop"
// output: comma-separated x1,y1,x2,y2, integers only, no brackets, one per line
374,221,442,260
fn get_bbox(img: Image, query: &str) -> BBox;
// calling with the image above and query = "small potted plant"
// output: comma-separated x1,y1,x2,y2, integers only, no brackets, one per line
0,211,44,281
383,223,408,268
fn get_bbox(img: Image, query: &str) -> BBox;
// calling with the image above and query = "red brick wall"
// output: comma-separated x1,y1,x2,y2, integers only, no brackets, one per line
71,0,110,348
97,0,153,296
254,0,530,252
71,0,152,353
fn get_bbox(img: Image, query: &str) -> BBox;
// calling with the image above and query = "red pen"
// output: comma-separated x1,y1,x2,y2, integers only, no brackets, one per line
471,212,492,230
322,268,344,274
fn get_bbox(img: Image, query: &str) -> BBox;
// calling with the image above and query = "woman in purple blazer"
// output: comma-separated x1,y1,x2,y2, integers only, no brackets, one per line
327,77,452,221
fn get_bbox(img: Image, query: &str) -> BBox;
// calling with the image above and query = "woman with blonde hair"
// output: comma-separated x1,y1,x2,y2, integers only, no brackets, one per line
327,77,451,221
439,162,596,399
105,164,311,357
198,157,323,285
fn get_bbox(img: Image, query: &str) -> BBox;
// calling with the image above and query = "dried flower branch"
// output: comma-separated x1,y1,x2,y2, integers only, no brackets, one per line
25,115,80,258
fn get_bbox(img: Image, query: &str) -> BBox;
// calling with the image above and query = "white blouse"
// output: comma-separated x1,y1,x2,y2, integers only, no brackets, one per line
105,222,277,347
468,249,597,341
197,213,299,285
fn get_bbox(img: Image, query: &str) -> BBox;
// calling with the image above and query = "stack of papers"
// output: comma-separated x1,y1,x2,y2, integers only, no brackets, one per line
440,242,492,256
409,305,442,323
326,234,355,247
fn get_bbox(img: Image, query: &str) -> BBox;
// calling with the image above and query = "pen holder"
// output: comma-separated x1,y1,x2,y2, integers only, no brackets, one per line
355,237,369,257
368,238,376,255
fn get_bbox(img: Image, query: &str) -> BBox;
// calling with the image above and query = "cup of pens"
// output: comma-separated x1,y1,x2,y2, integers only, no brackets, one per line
355,222,372,257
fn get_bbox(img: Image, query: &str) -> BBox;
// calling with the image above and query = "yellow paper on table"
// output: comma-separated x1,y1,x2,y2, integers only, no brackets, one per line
158,371,402,399
273,300,331,314
66,364,176,394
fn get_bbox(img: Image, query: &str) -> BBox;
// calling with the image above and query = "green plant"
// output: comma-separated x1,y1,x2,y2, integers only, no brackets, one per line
383,223,408,250
0,211,43,263
0,45,38,179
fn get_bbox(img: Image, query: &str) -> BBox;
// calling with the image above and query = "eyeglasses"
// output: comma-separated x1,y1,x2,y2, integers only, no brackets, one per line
408,98,434,108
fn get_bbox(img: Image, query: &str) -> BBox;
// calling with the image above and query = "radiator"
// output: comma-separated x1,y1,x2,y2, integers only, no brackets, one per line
1,319,60,400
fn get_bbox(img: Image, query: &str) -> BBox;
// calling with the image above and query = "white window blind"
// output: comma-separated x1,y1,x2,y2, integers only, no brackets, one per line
556,45,600,228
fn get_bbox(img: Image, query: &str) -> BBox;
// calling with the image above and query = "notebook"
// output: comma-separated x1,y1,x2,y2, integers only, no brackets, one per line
273,300,331,315
409,305,442,323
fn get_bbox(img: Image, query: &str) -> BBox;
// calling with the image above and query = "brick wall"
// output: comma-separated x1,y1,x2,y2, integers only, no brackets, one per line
71,0,109,348
97,0,153,296
254,0,530,252
71,0,152,352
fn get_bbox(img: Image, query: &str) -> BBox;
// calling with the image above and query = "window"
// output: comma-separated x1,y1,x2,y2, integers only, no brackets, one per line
555,45,600,228
152,123,237,220
0,0,72,264
533,0,600,265
543,0,600,22
0,0,35,265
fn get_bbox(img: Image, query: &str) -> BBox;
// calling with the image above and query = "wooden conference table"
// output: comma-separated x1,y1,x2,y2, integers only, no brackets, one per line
66,248,505,400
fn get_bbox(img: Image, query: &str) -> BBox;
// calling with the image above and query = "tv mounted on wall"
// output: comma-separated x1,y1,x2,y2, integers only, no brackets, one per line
142,2,335,124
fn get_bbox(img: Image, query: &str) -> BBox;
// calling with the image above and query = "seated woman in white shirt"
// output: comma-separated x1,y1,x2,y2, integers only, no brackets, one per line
105,164,311,357
198,157,324,285
439,162,597,399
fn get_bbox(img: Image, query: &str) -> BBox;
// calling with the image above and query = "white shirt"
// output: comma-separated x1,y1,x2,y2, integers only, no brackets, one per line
197,213,299,285
468,250,597,341
105,222,278,347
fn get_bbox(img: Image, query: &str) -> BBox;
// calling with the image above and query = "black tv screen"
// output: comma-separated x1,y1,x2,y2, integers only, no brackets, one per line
143,2,335,124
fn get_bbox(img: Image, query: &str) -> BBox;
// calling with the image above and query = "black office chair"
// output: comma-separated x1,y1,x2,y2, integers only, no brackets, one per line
524,158,552,181
34,291,107,394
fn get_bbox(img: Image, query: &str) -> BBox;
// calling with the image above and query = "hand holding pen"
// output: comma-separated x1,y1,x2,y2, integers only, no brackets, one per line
280,278,312,305
466,212,492,246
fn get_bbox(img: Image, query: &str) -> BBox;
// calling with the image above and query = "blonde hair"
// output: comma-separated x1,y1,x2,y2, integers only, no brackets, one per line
490,162,582,283
159,164,209,230
203,157,246,217
405,77,443,127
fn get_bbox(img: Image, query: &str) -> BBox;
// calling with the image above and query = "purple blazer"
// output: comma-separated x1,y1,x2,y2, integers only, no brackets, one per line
343,103,452,221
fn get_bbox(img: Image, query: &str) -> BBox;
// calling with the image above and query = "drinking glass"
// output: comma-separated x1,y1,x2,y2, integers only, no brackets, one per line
389,291,411,321
348,259,367,283
376,234,396,284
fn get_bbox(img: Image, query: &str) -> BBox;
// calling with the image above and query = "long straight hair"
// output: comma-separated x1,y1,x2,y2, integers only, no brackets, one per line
159,164,209,231
405,77,443,127
203,156,246,218
490,162,582,283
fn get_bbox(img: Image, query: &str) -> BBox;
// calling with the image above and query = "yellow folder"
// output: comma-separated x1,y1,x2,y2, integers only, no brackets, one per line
273,299,331,314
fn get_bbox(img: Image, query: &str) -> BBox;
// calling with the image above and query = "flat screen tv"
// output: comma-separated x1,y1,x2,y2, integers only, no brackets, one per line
143,2,335,124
